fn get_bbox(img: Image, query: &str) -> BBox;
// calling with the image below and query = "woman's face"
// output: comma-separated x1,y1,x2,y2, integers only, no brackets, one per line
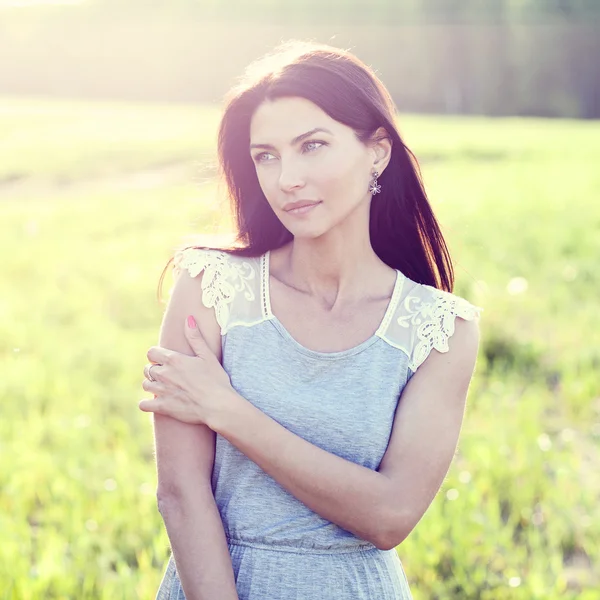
249,96,381,239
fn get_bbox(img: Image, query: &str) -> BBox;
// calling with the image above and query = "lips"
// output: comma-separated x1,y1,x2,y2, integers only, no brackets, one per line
283,200,321,212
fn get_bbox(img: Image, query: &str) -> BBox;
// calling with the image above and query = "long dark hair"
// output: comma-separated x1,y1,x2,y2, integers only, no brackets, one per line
159,40,454,299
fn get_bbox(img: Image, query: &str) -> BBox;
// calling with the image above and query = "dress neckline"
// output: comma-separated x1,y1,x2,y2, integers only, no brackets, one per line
260,250,405,359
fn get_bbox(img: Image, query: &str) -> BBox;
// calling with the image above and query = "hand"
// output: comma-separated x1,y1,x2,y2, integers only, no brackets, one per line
138,315,237,427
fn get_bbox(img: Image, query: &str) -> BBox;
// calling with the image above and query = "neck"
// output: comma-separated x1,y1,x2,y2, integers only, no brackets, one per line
275,208,393,311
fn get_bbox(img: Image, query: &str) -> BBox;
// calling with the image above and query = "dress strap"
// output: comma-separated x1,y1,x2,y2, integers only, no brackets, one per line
260,250,274,320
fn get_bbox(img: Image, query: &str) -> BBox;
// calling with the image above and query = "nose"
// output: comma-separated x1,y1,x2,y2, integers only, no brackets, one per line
278,159,305,193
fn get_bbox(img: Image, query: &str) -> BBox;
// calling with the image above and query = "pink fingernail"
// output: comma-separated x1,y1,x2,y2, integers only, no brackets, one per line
187,315,196,328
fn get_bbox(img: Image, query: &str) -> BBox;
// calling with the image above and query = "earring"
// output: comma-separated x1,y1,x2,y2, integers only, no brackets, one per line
369,170,381,195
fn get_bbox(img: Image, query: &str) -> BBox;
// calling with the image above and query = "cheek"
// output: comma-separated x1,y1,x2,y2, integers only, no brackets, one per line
255,166,279,199
254,152,367,205
318,154,367,202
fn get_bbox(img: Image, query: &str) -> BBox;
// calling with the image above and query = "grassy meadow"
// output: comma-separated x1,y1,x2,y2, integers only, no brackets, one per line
1,97,598,599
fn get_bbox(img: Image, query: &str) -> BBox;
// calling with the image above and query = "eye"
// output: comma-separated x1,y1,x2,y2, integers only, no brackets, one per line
253,152,276,163
302,140,326,153
252,140,327,163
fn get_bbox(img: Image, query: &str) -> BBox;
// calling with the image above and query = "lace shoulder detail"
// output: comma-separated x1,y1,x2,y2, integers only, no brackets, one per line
172,247,258,333
390,283,483,372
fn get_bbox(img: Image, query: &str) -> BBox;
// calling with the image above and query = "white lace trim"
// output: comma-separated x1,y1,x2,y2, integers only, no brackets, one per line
173,247,257,333
172,248,483,364
397,284,482,371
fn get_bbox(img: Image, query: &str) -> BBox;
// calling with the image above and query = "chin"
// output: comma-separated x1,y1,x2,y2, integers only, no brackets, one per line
286,223,332,240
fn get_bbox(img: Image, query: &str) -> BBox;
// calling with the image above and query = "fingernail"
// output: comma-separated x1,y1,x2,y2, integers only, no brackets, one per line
187,315,196,329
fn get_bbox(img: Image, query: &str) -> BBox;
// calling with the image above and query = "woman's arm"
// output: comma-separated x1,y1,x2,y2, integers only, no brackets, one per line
211,317,480,551
153,269,238,600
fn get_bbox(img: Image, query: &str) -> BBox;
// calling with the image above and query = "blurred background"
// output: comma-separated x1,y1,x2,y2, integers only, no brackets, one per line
1,1,599,599
2,0,600,116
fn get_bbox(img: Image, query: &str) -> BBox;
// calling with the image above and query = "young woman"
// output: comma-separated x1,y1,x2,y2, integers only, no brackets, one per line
139,40,482,600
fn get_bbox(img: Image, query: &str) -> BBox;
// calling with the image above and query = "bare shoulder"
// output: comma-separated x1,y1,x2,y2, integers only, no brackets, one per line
444,315,480,375
449,314,481,357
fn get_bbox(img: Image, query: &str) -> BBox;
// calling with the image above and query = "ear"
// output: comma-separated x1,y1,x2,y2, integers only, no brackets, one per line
369,127,393,176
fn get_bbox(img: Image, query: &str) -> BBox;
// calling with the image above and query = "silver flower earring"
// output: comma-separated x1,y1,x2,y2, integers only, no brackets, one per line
369,170,381,195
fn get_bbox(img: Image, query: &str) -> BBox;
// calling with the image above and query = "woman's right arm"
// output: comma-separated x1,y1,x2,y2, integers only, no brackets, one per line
152,267,238,600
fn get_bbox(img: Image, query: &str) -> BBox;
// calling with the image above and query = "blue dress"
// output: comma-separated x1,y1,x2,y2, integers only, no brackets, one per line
156,248,482,600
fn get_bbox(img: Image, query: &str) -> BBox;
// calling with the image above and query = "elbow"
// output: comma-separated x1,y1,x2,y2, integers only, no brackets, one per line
373,532,405,552
373,527,407,551
371,507,410,551
156,489,177,519
156,482,214,519
156,486,183,520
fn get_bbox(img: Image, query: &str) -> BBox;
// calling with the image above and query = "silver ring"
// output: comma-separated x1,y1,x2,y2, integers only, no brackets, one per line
147,364,157,382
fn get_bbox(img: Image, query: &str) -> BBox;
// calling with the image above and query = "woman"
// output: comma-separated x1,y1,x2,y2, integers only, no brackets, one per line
139,40,482,600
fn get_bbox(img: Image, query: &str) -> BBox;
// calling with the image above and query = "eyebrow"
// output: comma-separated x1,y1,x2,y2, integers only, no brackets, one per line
249,127,333,151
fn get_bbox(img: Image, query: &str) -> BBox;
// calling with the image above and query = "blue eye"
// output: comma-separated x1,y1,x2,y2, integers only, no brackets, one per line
302,140,326,153
252,140,327,164
254,152,275,163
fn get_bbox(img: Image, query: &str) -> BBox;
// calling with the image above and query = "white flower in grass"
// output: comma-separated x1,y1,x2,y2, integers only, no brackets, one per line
537,433,552,452
507,277,528,295
446,488,459,501
458,471,471,484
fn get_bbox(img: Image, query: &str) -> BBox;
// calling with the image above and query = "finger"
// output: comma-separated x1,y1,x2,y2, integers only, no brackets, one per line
144,363,165,381
184,316,210,357
142,378,164,394
138,397,168,416
147,346,176,365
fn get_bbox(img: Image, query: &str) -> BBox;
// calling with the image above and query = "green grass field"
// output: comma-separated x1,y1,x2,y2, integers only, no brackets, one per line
1,97,598,599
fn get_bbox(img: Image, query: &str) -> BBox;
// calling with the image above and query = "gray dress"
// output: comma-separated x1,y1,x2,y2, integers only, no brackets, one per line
156,248,482,600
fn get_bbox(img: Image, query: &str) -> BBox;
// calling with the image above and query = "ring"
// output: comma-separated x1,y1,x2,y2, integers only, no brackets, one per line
147,364,157,382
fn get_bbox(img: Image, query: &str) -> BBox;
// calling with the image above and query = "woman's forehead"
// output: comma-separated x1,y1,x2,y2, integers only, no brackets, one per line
250,98,345,145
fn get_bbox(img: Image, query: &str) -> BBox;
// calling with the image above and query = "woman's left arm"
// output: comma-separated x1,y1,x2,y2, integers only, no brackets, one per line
219,317,479,550
142,316,480,551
